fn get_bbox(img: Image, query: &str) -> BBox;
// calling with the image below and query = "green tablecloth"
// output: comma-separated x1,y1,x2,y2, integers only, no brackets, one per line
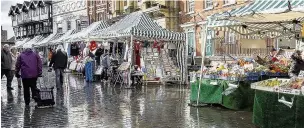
190,79,255,110
253,90,304,128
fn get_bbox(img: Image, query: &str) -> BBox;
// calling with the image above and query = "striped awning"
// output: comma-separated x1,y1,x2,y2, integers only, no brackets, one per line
207,0,304,39
211,0,304,23
68,21,109,42
34,33,56,47
93,11,185,41
13,38,31,48
50,29,76,45
22,35,45,48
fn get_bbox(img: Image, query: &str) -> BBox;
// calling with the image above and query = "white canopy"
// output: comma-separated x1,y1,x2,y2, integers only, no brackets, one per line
68,21,109,42
50,29,76,45
12,38,31,48
22,35,45,48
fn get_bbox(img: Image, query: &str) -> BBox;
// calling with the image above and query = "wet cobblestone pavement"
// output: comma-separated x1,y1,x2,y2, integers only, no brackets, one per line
2,71,255,128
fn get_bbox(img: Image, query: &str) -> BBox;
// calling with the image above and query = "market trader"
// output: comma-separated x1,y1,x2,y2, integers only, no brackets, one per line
289,50,304,78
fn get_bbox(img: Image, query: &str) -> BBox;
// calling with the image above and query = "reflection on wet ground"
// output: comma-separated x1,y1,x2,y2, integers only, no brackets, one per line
1,72,255,128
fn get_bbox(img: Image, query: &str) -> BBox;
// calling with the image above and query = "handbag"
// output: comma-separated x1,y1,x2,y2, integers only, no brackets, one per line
69,61,77,70
95,66,103,75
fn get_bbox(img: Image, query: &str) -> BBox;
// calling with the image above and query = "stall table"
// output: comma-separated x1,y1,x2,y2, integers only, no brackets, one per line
253,89,304,128
190,79,255,110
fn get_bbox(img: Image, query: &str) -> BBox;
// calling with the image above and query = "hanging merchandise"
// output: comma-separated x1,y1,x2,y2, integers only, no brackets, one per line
80,42,86,52
103,41,110,49
123,42,129,61
143,40,149,48
70,43,80,56
134,41,141,67
90,41,97,51
67,43,71,56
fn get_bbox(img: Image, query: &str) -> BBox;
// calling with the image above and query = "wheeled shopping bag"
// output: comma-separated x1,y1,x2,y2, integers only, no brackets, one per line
36,72,55,107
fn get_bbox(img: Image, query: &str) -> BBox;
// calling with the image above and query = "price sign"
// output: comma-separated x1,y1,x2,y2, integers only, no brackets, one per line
299,70,304,77
210,81,218,85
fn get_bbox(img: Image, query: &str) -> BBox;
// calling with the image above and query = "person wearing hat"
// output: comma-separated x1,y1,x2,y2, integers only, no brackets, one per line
289,50,304,78
1,44,14,90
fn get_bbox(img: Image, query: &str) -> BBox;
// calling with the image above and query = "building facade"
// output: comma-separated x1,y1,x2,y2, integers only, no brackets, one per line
87,0,180,31
8,1,53,40
1,26,8,41
52,0,88,34
180,0,252,59
87,0,113,24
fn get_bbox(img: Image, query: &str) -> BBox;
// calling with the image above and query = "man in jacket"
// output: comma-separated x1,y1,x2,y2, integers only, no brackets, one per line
1,44,14,90
95,44,104,66
49,45,68,89
15,46,42,105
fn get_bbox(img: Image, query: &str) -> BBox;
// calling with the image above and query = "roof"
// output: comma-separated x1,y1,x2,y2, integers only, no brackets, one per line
69,21,110,42
7,37,15,42
94,11,185,41
207,0,304,39
23,1,30,7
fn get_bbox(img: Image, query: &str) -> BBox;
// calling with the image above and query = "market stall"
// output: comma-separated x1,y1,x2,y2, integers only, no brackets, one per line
193,0,304,127
191,0,304,109
90,11,186,87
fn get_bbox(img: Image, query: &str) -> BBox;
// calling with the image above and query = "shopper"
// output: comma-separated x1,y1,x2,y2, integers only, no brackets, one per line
48,48,53,62
101,50,110,82
1,44,14,90
15,46,42,106
10,48,22,88
289,50,304,78
95,44,104,66
49,45,68,89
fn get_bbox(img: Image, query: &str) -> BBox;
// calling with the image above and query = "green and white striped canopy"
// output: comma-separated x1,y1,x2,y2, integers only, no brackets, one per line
211,0,304,23
92,11,185,41
207,0,304,39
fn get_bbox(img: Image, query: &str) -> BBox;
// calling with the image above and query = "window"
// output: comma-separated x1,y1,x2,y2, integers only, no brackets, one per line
205,0,213,9
12,16,16,21
124,0,127,6
187,32,194,56
76,20,81,31
223,0,229,5
223,0,236,6
90,0,94,6
205,30,213,56
187,0,194,13
67,21,71,30
224,32,236,44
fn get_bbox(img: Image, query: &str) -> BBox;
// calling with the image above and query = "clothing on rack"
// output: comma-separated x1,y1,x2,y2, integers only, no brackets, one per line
90,41,97,51
70,43,80,56
134,41,141,67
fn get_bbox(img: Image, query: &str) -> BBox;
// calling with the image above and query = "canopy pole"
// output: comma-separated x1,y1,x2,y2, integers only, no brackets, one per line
127,35,133,88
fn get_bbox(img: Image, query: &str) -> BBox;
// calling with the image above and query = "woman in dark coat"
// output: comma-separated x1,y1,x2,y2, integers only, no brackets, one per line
289,50,304,78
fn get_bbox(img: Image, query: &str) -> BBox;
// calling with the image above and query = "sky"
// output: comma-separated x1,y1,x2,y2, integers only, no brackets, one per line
1,0,25,39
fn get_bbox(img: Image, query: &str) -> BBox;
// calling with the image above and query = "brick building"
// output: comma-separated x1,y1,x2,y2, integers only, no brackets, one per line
87,0,180,32
180,0,250,60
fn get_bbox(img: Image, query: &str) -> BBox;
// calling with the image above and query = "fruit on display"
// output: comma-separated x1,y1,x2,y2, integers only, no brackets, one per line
261,79,282,87
290,78,304,89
